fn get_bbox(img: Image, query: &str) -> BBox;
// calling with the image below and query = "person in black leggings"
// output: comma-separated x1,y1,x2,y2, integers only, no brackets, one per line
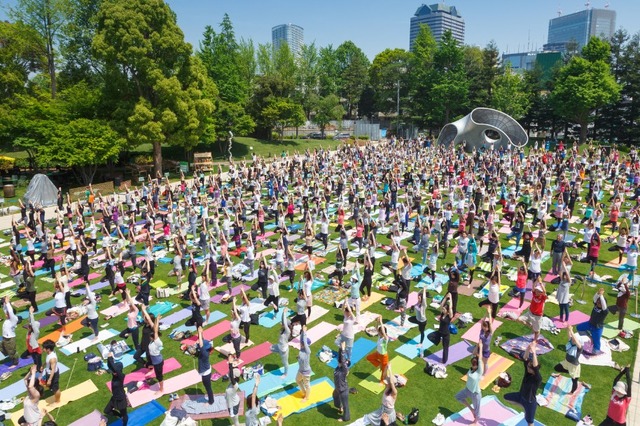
196,327,215,404
105,353,128,425
359,252,374,300
426,293,453,363
408,287,428,346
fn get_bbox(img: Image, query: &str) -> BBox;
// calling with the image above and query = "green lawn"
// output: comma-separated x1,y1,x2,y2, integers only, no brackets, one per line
0,153,636,425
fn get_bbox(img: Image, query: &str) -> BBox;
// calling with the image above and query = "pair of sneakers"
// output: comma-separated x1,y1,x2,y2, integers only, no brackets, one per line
168,393,180,402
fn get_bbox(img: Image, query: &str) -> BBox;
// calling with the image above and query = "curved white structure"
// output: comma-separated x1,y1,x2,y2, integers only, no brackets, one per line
436,107,528,152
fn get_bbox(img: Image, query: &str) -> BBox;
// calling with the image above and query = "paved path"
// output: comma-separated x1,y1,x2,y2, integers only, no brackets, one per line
628,332,640,424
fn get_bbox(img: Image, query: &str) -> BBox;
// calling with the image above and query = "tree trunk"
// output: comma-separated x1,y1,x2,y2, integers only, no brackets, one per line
153,141,163,176
45,7,56,99
579,121,588,145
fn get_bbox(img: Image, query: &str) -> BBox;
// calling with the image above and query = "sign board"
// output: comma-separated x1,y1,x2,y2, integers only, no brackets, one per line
179,162,189,173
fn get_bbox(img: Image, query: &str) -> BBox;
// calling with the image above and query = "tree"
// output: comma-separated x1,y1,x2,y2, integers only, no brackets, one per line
369,48,411,115
198,14,255,147
93,0,216,174
408,24,437,130
481,41,499,104
262,97,305,140
0,21,45,100
335,41,370,118
552,37,620,143
491,63,530,119
430,31,469,126
10,0,68,98
314,94,345,136
295,43,320,120
317,45,340,97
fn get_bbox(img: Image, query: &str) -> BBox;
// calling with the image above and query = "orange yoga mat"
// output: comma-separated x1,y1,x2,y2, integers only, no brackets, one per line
38,315,87,344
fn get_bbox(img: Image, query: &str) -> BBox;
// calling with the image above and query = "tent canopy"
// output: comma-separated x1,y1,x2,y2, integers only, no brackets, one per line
23,174,58,207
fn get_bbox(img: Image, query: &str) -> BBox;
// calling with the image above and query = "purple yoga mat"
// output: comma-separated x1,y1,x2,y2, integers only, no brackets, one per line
0,356,33,375
211,284,250,303
424,340,474,366
160,307,192,326
39,315,59,327
75,280,110,295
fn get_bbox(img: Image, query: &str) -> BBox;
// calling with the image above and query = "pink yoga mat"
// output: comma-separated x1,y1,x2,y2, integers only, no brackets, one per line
544,273,558,283
212,341,272,374
424,340,474,366
101,302,129,317
69,273,101,288
182,320,230,346
289,321,335,350
393,292,419,313
127,369,202,408
461,319,503,343
444,396,517,426
68,410,107,426
498,298,530,316
552,310,590,329
106,357,182,390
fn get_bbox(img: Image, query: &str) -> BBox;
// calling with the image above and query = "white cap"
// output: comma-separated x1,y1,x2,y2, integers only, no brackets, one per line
613,381,627,396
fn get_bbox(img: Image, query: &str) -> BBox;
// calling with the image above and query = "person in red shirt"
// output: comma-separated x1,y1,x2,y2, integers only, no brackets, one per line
518,279,547,341
587,233,601,275
602,366,631,426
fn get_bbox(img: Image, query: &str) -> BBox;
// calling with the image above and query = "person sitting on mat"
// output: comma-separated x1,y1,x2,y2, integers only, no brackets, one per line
297,325,312,402
333,340,351,422
504,340,542,426
455,339,484,426
104,351,128,426
408,287,428,348
553,326,583,394
196,326,215,405
363,364,397,425
366,316,390,384
245,373,263,426
270,306,291,378
426,293,453,363
601,364,632,426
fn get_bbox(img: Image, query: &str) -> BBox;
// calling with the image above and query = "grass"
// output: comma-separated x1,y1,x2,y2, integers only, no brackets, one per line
0,152,637,425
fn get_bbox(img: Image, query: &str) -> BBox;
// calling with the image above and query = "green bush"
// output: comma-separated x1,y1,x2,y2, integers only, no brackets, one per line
14,158,29,169
271,132,280,140
357,135,370,140
349,135,356,140
0,156,15,172
325,135,333,140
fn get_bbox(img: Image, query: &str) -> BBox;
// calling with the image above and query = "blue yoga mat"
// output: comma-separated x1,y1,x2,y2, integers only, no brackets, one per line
110,399,166,426
157,257,173,264
327,337,376,369
238,363,314,398
501,245,518,258
35,263,67,277
258,309,286,328
1,362,70,400
134,302,176,323
415,272,449,289
264,223,277,231
17,299,57,319
395,329,435,360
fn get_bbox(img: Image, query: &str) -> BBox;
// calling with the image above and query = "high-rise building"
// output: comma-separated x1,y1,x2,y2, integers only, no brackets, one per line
544,8,616,52
410,3,465,49
272,23,304,57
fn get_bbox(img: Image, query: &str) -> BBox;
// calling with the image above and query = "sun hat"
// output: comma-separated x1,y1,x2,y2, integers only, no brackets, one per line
613,381,627,396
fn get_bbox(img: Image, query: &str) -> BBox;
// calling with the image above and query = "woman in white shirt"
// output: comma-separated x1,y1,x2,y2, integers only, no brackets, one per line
301,270,314,318
53,280,68,332
141,305,164,395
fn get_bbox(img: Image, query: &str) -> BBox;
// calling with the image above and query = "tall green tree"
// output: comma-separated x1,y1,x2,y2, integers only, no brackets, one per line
491,63,530,119
0,21,45,100
314,94,345,136
430,31,468,126
198,14,254,147
295,43,320,120
335,41,370,118
369,48,411,116
317,44,340,97
552,37,620,143
93,0,216,174
408,24,437,130
9,0,68,98
262,97,305,140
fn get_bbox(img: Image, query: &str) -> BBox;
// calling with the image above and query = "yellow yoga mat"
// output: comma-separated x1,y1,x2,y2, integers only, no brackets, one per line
398,257,414,269
150,279,168,289
11,380,99,425
358,291,385,311
461,353,514,390
274,379,335,418
359,356,416,394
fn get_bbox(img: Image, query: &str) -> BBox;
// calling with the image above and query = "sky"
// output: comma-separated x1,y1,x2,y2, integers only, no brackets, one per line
1,0,639,59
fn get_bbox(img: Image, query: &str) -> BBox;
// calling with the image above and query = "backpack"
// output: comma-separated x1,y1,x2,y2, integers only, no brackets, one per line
406,407,420,424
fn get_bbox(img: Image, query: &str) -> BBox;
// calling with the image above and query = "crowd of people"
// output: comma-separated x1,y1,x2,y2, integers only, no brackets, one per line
1,137,638,426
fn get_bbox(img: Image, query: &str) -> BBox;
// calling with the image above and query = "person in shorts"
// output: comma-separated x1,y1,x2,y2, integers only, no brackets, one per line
518,280,547,341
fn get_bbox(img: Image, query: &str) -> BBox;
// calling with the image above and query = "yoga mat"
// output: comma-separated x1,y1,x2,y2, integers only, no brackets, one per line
461,353,515,390
336,311,379,335
212,341,272,375
215,339,254,356
384,317,417,340
168,393,245,420
306,305,329,324
357,291,385,311
541,374,590,420
552,310,590,329
17,299,57,319
110,400,166,426
13,291,53,308
258,308,286,328
38,315,87,344
181,320,230,345
602,318,640,338
461,319,503,343
392,292,419,312
424,340,475,366
149,279,168,289
106,357,182,390
139,301,176,320
75,280,111,295
289,321,335,350
210,284,250,303
68,273,101,288
1,362,70,400
170,310,226,334
127,369,202,408
328,337,377,368
69,410,107,426
101,302,130,318
10,379,99,424
159,307,192,326
498,298,529,316
578,336,615,367
271,377,335,418
416,272,449,289
60,328,119,355
359,356,416,394
0,357,33,376
500,334,554,360
500,413,546,426
395,330,435,360
238,362,315,398
443,395,518,426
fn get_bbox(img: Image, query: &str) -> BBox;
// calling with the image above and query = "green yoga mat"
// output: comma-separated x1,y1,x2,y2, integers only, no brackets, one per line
358,355,416,394
602,318,640,339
